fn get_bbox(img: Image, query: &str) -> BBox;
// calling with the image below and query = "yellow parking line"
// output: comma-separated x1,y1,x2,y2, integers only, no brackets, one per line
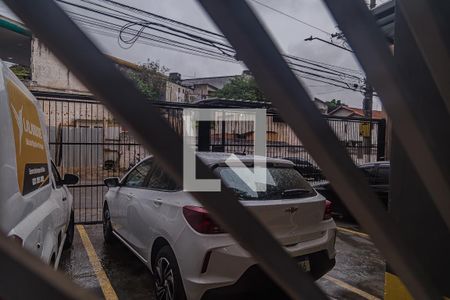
324,275,381,300
337,226,370,239
77,225,118,300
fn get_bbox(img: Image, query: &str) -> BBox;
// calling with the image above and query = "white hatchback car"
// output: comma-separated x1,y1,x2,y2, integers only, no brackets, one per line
103,153,336,300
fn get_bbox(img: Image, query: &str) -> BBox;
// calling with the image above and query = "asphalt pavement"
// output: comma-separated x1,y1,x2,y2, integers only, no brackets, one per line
59,222,384,300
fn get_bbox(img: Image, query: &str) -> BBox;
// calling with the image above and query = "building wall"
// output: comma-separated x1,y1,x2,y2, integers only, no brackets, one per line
30,39,89,94
165,81,193,102
191,84,217,100
39,100,113,127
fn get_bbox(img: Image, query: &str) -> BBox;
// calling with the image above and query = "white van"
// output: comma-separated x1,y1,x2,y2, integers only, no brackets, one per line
0,60,77,267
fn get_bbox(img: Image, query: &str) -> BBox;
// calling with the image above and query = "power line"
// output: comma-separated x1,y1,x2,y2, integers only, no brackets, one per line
70,12,238,62
289,67,359,87
287,60,361,81
84,0,226,39
314,88,350,95
304,35,353,53
83,26,237,63
78,0,361,74
295,73,361,92
58,0,365,94
248,0,332,36
284,54,363,76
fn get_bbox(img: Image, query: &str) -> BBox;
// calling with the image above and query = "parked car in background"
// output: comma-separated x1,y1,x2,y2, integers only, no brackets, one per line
315,161,390,219
0,61,78,268
283,157,324,181
103,153,336,300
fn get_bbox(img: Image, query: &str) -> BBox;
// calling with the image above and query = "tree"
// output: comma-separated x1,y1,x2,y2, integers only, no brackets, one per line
325,99,345,113
127,60,169,100
215,75,266,102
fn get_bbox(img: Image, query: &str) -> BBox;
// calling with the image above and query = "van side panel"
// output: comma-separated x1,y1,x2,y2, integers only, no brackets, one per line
0,62,23,231
0,62,68,263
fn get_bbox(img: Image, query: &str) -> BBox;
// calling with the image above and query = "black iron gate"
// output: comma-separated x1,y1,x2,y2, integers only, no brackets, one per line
36,92,385,224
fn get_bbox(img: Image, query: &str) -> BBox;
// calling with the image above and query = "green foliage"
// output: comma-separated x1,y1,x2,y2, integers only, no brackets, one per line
325,99,345,113
215,75,266,102
127,60,169,100
10,65,30,81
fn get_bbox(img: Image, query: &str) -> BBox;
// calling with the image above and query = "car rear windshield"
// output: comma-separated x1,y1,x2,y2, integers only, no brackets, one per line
216,166,316,200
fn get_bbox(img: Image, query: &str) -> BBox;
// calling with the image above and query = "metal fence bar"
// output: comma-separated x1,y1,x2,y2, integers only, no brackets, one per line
197,0,440,299
37,95,381,223
0,232,97,300
396,0,450,110
4,0,328,299
322,0,450,230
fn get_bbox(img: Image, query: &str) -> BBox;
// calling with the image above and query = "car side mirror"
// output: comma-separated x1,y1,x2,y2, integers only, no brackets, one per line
62,174,79,185
104,177,120,188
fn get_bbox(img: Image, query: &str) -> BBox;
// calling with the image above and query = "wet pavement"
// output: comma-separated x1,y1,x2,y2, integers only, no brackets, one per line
317,225,384,300
60,222,384,300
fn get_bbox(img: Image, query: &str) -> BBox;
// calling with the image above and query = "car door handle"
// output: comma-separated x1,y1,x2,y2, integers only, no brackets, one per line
62,197,67,201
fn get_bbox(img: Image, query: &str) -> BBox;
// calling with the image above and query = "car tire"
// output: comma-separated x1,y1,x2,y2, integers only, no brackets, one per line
153,246,186,300
63,210,74,250
103,204,115,244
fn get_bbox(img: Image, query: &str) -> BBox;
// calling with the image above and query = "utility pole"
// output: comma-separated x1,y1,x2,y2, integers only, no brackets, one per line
362,82,374,160
363,82,373,119
365,0,376,121
363,0,376,161
305,0,376,161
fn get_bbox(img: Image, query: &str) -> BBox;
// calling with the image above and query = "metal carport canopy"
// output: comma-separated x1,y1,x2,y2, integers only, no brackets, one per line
0,15,31,66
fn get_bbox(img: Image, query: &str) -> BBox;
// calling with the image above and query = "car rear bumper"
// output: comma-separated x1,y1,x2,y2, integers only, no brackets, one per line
200,250,335,300
178,225,336,300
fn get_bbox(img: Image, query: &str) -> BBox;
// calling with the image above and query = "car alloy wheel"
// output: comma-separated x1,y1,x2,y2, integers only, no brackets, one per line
155,257,175,300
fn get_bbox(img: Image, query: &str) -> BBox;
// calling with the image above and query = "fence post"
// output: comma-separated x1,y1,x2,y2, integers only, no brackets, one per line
376,118,386,161
221,120,226,150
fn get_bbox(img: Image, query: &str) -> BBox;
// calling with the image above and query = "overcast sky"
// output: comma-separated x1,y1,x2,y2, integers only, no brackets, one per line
0,0,382,109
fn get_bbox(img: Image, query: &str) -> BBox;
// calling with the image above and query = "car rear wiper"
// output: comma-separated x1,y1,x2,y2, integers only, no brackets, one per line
229,187,258,200
281,188,311,198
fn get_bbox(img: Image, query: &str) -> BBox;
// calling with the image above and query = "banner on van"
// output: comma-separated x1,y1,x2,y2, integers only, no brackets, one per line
7,79,49,195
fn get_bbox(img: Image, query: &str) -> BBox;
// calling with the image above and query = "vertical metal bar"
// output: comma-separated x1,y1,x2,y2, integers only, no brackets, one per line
4,1,328,299
377,119,386,161
83,102,87,223
221,119,226,151
396,0,450,110
197,0,440,299
322,0,450,231
90,102,93,222
95,103,99,221
388,8,450,295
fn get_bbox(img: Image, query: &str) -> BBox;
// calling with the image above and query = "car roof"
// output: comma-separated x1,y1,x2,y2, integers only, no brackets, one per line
283,157,313,164
144,152,294,167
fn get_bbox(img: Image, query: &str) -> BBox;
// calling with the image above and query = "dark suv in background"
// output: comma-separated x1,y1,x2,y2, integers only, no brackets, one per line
283,157,324,182
315,161,390,219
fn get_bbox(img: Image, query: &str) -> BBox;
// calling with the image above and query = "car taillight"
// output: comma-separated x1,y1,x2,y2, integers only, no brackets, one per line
323,200,332,220
183,206,225,234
